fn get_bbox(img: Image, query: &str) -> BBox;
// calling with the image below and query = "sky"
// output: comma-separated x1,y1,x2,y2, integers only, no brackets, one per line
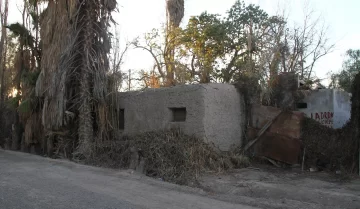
8,0,360,86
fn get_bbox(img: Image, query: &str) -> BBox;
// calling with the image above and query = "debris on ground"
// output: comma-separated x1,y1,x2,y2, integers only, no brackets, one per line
199,164,360,209
85,129,249,185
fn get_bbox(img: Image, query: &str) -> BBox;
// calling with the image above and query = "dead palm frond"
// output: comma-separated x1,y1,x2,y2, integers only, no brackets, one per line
38,0,117,158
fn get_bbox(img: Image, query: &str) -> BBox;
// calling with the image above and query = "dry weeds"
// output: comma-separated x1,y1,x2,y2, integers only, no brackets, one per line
301,118,358,173
85,129,249,185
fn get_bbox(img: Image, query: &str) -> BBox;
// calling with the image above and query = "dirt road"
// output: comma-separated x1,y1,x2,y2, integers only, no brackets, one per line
200,165,360,209
0,149,255,209
1,149,359,209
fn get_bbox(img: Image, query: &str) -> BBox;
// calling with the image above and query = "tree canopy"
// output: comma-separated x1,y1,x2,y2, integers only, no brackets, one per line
133,0,333,92
330,49,360,92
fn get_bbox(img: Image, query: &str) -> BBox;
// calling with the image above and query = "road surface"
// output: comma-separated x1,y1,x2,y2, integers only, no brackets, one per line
0,149,255,209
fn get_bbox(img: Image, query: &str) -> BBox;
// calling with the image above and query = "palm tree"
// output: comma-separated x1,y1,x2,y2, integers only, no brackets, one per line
0,0,9,105
35,0,116,157
166,0,184,28
164,0,184,86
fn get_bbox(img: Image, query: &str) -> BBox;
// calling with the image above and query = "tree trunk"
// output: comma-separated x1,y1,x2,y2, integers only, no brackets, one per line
11,1,25,151
0,0,8,106
164,0,184,87
76,1,95,157
164,24,176,87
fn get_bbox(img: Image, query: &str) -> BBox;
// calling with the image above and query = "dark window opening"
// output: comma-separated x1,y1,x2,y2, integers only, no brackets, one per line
119,109,125,130
170,108,186,122
296,103,307,109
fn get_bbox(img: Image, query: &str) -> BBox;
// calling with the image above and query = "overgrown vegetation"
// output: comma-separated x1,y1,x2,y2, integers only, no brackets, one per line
86,129,249,185
301,119,356,173
0,0,120,159
301,72,360,174
0,0,358,185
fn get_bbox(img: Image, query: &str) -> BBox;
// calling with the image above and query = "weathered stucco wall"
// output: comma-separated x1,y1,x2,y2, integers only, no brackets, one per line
203,84,244,151
297,89,351,129
117,85,206,137
333,89,351,128
116,84,244,151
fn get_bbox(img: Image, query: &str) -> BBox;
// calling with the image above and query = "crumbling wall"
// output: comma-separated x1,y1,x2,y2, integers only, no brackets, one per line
116,84,244,151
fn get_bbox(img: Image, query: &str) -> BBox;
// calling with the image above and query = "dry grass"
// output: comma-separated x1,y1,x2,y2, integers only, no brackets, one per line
85,129,249,185
230,154,251,168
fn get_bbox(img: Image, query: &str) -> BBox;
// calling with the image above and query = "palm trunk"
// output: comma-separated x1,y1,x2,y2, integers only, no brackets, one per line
165,0,184,87
11,1,26,150
165,24,176,86
76,1,95,157
0,0,8,105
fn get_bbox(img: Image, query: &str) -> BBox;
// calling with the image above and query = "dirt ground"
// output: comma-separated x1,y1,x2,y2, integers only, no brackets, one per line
0,149,255,209
198,164,360,209
1,149,359,209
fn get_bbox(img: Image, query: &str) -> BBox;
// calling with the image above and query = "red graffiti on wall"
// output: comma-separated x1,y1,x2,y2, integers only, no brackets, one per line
310,112,334,127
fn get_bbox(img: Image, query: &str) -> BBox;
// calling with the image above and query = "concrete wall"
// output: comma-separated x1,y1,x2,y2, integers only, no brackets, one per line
117,85,206,137
333,89,351,128
203,84,244,150
297,89,351,129
116,84,244,151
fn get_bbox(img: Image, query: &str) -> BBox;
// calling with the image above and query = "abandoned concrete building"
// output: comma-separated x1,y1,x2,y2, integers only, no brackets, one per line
280,72,351,129
297,89,351,129
115,76,352,153
116,84,244,151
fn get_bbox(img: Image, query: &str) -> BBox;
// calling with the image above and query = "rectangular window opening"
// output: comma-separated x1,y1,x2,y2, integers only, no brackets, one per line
170,107,187,122
119,108,125,130
296,103,307,109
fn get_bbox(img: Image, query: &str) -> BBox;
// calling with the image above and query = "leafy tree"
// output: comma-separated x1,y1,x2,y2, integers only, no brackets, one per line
133,27,189,86
330,49,360,92
181,12,226,83
130,0,333,101
135,1,276,85
222,1,276,84
180,0,288,89
180,1,273,83
138,69,161,89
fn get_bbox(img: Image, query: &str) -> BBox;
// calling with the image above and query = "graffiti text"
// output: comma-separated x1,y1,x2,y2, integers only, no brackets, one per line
310,112,334,128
